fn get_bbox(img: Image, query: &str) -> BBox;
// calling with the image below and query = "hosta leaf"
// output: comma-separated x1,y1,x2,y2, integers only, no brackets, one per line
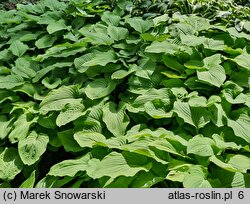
111,69,133,79
167,164,191,182
187,135,215,157
161,70,186,79
209,155,238,172
188,96,207,107
227,113,250,143
58,130,83,152
33,61,73,82
222,82,246,104
74,50,117,73
40,86,80,114
9,40,29,57
74,132,106,148
101,11,121,26
56,103,85,127
184,60,204,70
74,117,102,133
180,34,206,46
35,176,74,188
86,152,152,179
0,147,23,181
81,50,117,67
80,29,114,45
0,75,24,89
102,102,129,137
153,14,169,26
197,66,226,87
232,52,250,71
18,131,49,165
47,21,68,34
12,57,38,79
38,113,57,129
42,77,61,89
85,78,116,100
107,25,129,41
8,114,36,143
227,155,250,173
133,88,172,107
145,41,178,54
126,17,153,33
20,171,36,188
48,154,91,177
212,134,241,152
43,0,66,10
37,42,87,61
209,104,228,127
183,165,212,188
144,100,172,119
223,89,246,104
119,139,167,164
173,102,210,129
35,35,57,49
203,39,225,51
197,54,226,87
212,167,250,188
0,115,12,140
162,55,185,73
149,139,186,157
130,171,164,188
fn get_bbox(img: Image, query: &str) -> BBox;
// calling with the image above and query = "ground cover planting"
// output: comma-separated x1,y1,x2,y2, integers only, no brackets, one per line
0,0,249,188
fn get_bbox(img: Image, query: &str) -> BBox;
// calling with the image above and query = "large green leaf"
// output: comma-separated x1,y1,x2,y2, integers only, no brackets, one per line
86,152,152,179
162,55,186,73
232,52,250,71
19,171,36,188
35,35,57,49
8,114,36,143
212,167,250,188
48,154,91,177
37,42,87,61
58,130,83,152
227,154,250,173
107,25,129,41
209,155,238,172
102,102,129,137
0,115,12,140
183,165,212,188
0,147,23,181
187,135,215,157
56,103,85,127
197,54,226,87
145,41,179,54
33,61,73,82
85,78,116,100
0,75,24,89
9,40,29,57
47,20,68,34
80,50,117,67
39,86,81,114
101,11,121,26
74,132,106,148
126,17,153,33
79,27,114,45
227,113,250,143
12,57,38,79
173,102,210,129
18,131,49,165
222,81,246,104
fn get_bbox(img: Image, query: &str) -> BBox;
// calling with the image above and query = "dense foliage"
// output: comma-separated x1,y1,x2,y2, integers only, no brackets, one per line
0,0,249,188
